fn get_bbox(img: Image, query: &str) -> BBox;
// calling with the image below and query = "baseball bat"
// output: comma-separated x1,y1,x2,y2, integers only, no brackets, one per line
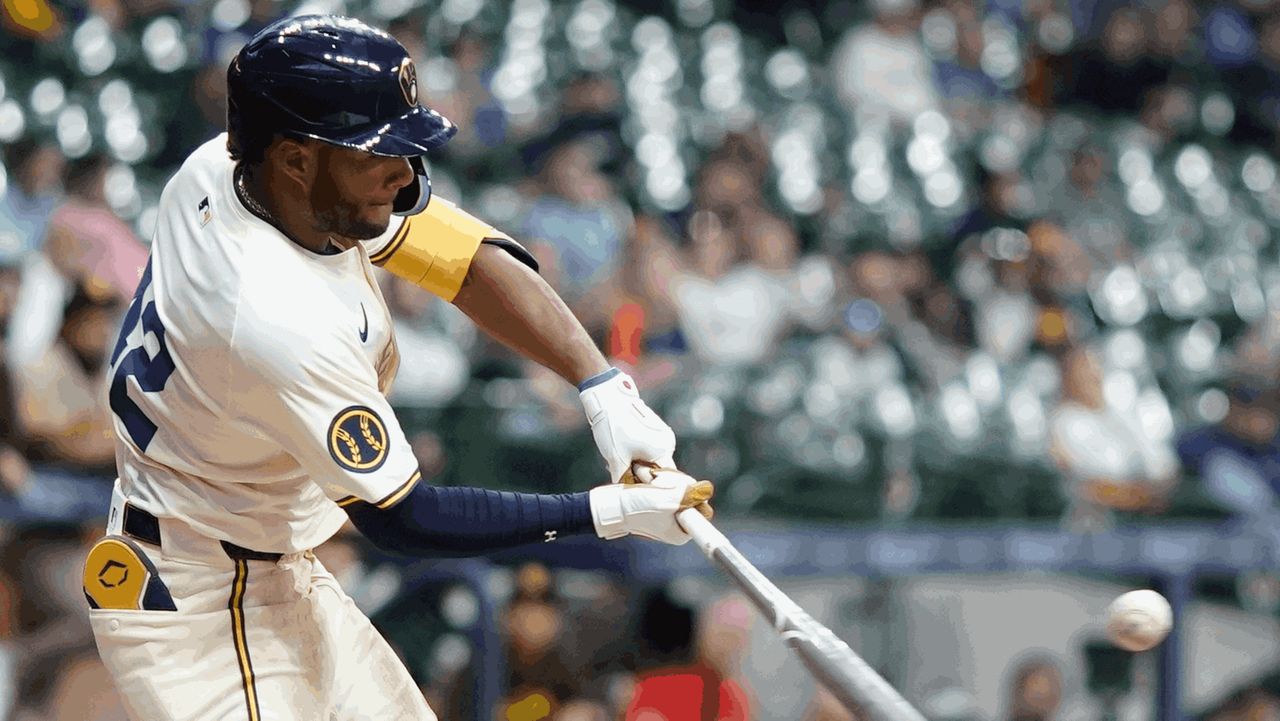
666,491,928,721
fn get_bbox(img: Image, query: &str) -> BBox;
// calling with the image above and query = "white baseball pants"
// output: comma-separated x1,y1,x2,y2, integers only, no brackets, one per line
85,484,437,720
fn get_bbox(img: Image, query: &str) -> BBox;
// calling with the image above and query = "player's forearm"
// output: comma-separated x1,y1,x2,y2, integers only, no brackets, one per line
344,482,596,557
451,242,609,386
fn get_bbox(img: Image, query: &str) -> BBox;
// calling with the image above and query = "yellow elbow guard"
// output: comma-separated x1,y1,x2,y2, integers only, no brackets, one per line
369,198,508,301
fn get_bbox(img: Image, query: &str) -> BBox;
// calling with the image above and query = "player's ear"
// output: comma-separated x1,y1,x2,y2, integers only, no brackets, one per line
274,138,316,189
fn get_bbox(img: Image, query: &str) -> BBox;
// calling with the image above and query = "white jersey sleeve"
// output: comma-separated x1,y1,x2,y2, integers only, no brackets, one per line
228,293,421,511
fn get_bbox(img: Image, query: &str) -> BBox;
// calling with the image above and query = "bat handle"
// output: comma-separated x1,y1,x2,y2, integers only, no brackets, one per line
629,462,660,483
677,507,730,558
627,463,726,556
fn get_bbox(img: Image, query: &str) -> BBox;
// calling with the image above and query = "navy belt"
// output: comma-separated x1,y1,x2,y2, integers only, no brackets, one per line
122,502,284,563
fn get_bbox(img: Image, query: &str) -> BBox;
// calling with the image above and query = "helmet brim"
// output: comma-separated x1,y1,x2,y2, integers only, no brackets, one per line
302,105,457,157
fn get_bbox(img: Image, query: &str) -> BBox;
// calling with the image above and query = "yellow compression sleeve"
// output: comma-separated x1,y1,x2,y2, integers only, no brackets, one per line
369,198,510,301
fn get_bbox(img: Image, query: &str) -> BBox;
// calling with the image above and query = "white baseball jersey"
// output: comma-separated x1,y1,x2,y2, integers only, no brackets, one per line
108,133,484,553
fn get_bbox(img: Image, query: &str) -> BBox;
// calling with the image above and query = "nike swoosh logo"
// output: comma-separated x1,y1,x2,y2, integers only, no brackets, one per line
359,304,369,343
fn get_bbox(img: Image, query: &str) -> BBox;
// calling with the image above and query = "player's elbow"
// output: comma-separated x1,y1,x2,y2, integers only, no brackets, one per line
341,485,500,559
344,506,409,557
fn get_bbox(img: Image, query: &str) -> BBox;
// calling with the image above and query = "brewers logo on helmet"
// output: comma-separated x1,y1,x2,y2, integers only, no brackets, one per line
225,15,453,216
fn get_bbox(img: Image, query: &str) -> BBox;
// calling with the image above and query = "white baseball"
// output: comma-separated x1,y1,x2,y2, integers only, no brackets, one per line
1106,589,1173,652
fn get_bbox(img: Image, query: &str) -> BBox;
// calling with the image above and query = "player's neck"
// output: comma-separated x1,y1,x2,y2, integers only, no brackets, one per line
237,167,336,256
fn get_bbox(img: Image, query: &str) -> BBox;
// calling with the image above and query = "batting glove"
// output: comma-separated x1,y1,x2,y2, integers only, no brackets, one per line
589,468,714,546
579,368,677,484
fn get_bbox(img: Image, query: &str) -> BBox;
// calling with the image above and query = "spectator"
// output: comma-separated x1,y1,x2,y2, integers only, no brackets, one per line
550,575,634,702
578,216,689,369
444,563,581,720
934,2,1003,105
0,252,32,503
845,250,970,387
520,138,632,304
500,564,582,714
1026,222,1092,351
830,0,940,128
6,153,147,375
669,209,793,367
1149,0,1200,74
626,592,754,721
430,31,509,159
1003,655,1063,721
43,153,148,300
556,72,626,170
1208,686,1280,721
382,273,471,408
812,294,907,403
1135,82,1198,148
1064,6,1169,115
741,208,800,275
1224,12,1280,150
706,130,771,191
694,158,766,227
0,139,64,258
1047,144,1132,268
11,278,123,475
1177,379,1280,524
953,168,1033,244
1049,345,1179,528
967,251,1033,367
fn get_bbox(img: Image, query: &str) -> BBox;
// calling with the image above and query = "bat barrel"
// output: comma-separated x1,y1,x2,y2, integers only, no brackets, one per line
677,509,927,721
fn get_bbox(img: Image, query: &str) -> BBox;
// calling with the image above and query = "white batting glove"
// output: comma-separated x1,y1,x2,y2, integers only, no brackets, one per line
589,468,714,546
579,368,677,484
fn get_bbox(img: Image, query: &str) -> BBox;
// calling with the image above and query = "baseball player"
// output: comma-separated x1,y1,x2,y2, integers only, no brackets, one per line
83,15,712,721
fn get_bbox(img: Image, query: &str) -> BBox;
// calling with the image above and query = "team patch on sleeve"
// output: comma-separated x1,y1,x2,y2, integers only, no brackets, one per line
327,405,390,473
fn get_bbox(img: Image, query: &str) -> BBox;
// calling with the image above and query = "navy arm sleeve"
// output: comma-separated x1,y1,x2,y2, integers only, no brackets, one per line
343,479,596,558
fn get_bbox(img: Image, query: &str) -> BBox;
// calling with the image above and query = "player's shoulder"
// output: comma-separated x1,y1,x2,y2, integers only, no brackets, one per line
183,133,234,173
166,134,233,193
153,133,237,236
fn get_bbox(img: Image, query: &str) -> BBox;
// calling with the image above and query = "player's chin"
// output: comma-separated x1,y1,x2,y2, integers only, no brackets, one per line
343,206,394,240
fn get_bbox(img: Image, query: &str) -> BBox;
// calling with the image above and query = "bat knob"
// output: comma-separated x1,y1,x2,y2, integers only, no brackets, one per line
626,461,660,484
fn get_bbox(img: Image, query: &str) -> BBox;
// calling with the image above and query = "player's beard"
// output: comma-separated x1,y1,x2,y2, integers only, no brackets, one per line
309,166,389,241
311,195,388,240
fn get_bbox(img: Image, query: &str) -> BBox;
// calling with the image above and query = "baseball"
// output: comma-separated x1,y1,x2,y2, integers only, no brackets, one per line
1106,590,1173,652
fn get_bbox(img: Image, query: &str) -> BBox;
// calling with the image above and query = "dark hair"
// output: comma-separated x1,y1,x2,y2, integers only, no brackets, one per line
63,152,111,196
636,587,695,665
225,54,281,170
226,98,276,170
2,137,47,172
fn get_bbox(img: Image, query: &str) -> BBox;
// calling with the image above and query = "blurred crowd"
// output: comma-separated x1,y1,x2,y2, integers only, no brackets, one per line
4,0,1280,717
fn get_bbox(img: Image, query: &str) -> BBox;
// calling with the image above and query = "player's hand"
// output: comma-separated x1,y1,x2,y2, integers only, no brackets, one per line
579,368,677,484
589,467,714,545
624,460,714,521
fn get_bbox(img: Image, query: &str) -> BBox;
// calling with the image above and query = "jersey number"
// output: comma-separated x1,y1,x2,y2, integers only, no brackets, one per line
109,259,175,451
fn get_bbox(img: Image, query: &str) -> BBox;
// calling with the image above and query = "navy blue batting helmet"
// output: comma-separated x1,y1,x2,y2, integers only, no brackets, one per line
227,15,454,216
